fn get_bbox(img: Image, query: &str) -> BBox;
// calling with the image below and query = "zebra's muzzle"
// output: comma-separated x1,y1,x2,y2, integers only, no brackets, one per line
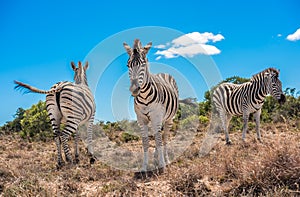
131,87,140,97
130,80,140,97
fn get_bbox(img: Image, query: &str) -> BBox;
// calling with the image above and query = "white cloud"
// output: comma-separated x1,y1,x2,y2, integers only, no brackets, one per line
277,34,282,37
154,32,224,59
287,28,300,41
155,56,162,60
154,44,166,49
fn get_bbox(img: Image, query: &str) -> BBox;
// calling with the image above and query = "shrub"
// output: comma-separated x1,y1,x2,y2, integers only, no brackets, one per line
120,131,139,143
20,101,52,141
199,115,209,125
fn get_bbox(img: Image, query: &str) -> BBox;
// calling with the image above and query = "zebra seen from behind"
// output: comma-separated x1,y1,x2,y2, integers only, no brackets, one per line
14,61,96,168
123,39,179,172
212,68,286,145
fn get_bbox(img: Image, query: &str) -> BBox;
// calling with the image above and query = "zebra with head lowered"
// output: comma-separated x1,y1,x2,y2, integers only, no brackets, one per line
123,39,179,172
15,61,96,168
212,68,286,145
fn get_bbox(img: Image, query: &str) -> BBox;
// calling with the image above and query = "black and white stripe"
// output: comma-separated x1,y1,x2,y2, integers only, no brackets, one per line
15,61,96,168
123,39,179,172
212,68,286,144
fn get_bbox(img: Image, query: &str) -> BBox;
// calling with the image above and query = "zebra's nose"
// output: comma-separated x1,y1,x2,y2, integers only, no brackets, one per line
130,86,140,97
130,80,140,97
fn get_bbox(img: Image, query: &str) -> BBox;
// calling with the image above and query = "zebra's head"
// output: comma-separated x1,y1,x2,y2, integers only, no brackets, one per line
123,39,152,97
71,61,89,85
264,68,286,104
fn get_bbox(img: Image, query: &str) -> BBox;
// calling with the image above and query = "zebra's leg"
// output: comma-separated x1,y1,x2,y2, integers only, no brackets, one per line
151,115,165,170
226,114,232,137
220,110,231,145
242,112,250,142
137,118,149,172
74,128,80,164
254,109,262,142
52,122,63,168
162,120,173,165
87,115,96,164
61,121,79,164
46,98,63,168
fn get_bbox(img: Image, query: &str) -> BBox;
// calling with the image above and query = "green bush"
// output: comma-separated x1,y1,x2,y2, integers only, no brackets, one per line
181,115,199,129
120,131,139,143
20,101,52,141
199,115,209,125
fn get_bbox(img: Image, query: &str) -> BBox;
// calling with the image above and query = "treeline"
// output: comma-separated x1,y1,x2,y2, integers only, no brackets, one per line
2,77,300,141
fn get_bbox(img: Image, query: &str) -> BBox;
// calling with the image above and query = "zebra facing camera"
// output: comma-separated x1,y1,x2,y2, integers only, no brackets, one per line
83,26,222,171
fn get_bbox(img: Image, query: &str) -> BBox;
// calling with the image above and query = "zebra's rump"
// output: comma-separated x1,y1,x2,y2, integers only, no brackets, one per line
46,82,95,123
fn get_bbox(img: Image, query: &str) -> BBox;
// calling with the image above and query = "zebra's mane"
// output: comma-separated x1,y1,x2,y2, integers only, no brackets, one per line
251,68,279,82
134,39,141,49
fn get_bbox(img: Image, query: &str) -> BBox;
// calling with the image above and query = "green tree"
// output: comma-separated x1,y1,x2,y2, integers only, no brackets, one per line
1,107,25,133
222,76,250,84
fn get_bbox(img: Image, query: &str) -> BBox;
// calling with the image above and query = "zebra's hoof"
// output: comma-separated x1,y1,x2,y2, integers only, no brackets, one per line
134,171,148,179
74,158,80,164
90,156,96,164
226,140,233,145
56,162,64,170
66,157,73,164
157,167,165,174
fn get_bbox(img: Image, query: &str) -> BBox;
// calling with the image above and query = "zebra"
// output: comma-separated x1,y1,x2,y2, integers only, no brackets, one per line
14,61,96,168
212,68,286,145
123,39,179,172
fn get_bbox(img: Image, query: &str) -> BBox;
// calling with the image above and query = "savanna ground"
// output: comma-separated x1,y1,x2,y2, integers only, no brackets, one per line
1,120,300,197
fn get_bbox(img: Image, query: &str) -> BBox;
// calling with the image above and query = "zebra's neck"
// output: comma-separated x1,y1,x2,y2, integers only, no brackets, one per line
75,76,88,86
140,64,150,90
136,66,154,102
249,76,269,102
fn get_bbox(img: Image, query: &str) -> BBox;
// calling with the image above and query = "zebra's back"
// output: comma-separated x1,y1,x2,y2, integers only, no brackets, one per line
151,73,179,121
213,82,253,115
154,73,179,95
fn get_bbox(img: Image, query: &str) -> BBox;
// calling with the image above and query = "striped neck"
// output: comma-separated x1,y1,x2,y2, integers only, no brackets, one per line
251,72,269,96
140,64,150,90
75,76,88,86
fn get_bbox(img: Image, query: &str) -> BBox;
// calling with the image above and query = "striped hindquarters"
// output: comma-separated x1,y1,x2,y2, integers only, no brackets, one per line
46,82,95,129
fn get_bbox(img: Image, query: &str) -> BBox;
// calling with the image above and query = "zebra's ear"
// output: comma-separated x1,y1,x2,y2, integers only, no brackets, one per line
71,62,76,70
84,61,89,71
143,42,152,54
123,42,132,56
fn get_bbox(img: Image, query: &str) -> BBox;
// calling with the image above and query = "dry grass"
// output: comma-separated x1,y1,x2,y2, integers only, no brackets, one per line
0,121,300,196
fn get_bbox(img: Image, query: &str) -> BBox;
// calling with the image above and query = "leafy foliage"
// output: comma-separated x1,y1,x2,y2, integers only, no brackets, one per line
19,100,52,141
120,131,140,143
1,108,25,133
0,101,51,141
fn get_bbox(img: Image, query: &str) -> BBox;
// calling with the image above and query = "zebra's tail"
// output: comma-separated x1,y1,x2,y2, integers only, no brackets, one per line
14,80,55,94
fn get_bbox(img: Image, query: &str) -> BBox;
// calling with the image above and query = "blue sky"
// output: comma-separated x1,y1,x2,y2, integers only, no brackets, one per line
1,0,300,125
